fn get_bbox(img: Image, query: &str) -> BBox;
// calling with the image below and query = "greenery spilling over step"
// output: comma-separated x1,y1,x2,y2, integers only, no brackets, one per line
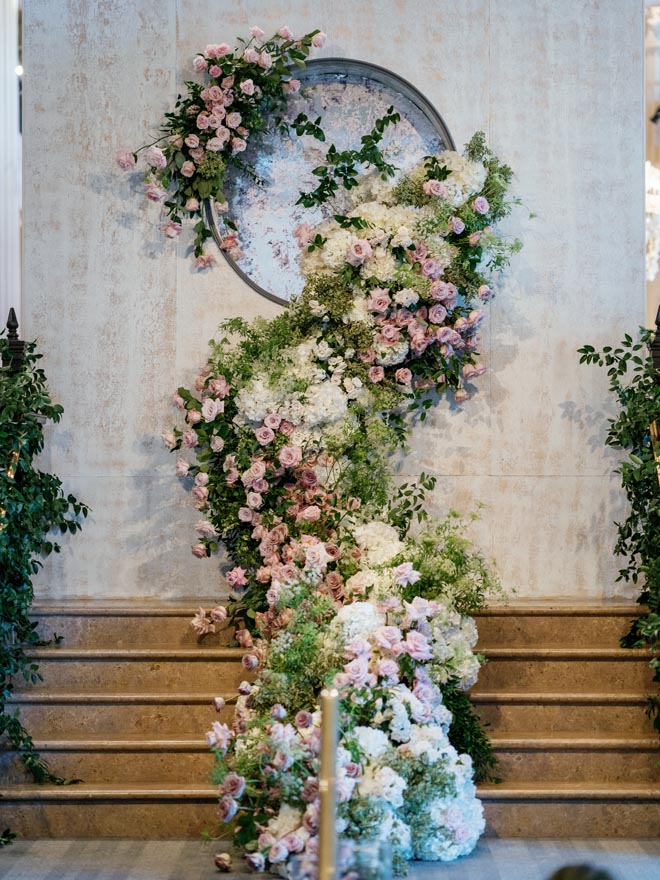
579,329,660,738
0,337,89,845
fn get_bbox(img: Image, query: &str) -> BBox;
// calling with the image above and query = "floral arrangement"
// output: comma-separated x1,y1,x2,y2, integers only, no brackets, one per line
117,26,326,265
131,24,522,874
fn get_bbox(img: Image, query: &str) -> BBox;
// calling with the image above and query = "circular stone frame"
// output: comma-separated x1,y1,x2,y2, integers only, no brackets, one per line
203,57,456,307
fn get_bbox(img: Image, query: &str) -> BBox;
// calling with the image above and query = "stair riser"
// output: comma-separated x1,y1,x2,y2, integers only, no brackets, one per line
0,800,220,839
476,702,655,736
8,702,226,737
477,658,654,692
13,659,246,693
482,800,660,837
494,748,660,784
475,615,636,648
0,749,216,786
34,616,234,649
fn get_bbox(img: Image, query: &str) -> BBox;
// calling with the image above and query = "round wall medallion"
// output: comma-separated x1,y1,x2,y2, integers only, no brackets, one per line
204,58,455,306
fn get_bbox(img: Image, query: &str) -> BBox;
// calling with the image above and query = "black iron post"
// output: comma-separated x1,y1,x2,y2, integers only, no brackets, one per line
2,309,27,374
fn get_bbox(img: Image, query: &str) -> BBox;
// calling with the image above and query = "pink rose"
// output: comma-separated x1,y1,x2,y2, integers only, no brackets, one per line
402,631,433,661
346,238,372,267
195,253,216,269
240,79,255,96
258,50,273,69
449,216,465,234
226,566,248,588
214,854,232,872
222,772,246,799
463,362,487,380
116,150,136,170
284,833,305,854
209,64,222,77
162,431,177,450
145,146,167,169
423,179,448,198
192,54,208,72
344,655,372,687
255,426,275,445
249,25,265,39
428,303,448,324
263,413,281,430
218,795,238,822
191,543,207,559
242,653,259,670
235,629,254,649
206,721,232,751
312,31,327,48
182,430,198,448
278,25,294,39
477,284,493,301
393,561,421,585
191,486,208,506
210,605,227,622
376,658,400,682
231,137,247,154
298,505,321,522
473,196,489,214
172,391,185,410
372,626,403,650
282,79,301,94
247,492,262,510
144,181,166,201
268,842,289,864
206,43,231,59
394,368,412,384
237,680,252,695
175,458,189,477
185,134,200,149
226,111,242,129
195,472,209,487
180,161,196,177
430,280,459,304
243,47,259,63
421,258,442,278
295,710,313,728
213,696,226,712
468,230,482,246
246,853,265,872
270,703,287,720
208,376,230,398
368,366,384,383
185,197,200,212
202,397,224,423
210,436,225,454
279,445,302,468
221,75,235,89
238,507,254,523
195,520,218,539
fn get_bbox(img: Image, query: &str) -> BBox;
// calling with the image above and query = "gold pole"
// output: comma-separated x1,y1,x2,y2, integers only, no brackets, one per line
651,420,660,488
318,687,339,880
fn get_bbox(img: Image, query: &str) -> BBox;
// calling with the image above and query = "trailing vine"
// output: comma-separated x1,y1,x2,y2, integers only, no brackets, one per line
0,337,89,844
578,329,660,734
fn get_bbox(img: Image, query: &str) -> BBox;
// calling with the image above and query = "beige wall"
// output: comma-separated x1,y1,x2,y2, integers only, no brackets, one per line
22,0,645,601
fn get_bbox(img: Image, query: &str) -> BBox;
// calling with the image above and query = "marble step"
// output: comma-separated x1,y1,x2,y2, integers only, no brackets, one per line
2,782,660,839
15,648,246,693
480,783,660,838
31,602,234,649
473,691,656,736
0,737,216,785
3,734,657,787
492,736,660,784
476,648,655,692
474,604,641,648
6,692,233,737
30,601,643,650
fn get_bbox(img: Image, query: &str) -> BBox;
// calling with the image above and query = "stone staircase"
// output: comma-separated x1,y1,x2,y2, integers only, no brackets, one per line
475,604,660,836
1,601,659,837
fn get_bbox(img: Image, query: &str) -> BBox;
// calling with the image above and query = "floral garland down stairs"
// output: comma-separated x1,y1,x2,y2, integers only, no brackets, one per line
2,24,659,860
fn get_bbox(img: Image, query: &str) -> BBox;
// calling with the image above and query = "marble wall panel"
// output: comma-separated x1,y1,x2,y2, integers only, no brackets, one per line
22,0,645,600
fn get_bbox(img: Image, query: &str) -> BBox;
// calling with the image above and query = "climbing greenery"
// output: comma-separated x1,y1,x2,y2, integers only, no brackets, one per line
0,338,89,842
578,330,660,735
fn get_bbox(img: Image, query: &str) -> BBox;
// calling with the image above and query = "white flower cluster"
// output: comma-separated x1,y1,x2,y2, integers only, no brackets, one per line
428,609,481,691
352,521,405,566
410,151,487,207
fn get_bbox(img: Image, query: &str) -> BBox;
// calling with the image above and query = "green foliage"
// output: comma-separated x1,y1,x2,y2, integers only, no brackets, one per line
442,685,499,783
297,106,401,207
578,330,660,734
0,337,89,821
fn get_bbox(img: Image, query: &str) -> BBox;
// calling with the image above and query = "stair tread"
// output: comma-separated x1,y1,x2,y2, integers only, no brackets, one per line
491,735,659,749
478,782,660,800
481,647,654,658
7,691,236,703
0,735,210,750
0,783,218,800
26,647,242,659
471,690,653,702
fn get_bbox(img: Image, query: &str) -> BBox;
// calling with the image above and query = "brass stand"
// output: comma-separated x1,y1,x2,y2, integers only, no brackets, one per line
318,688,339,880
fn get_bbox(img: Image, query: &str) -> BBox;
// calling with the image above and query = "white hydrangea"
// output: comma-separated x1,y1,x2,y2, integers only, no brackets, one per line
359,765,407,807
393,287,419,307
353,521,405,566
353,725,391,760
332,600,384,641
302,380,348,427
361,246,398,282
375,338,410,367
265,804,304,840
389,697,413,743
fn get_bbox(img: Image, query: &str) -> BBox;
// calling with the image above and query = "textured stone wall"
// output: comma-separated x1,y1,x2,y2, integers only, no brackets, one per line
22,0,645,600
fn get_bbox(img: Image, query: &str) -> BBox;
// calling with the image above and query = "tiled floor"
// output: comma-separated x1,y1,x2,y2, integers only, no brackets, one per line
1,839,660,880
